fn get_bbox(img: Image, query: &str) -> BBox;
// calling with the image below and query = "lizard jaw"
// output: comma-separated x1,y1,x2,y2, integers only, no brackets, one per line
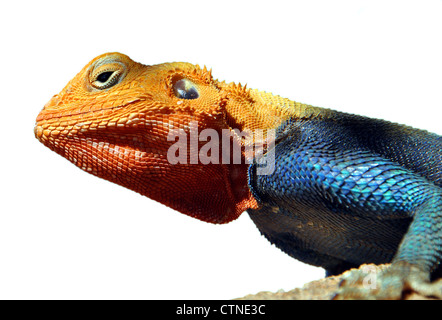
35,109,259,224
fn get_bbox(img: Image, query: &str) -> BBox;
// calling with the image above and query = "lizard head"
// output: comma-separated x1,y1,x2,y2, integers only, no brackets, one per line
35,52,279,223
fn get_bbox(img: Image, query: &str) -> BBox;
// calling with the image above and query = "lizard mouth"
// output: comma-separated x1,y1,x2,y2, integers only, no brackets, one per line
35,104,127,122
34,110,171,179
34,96,148,146
35,95,143,122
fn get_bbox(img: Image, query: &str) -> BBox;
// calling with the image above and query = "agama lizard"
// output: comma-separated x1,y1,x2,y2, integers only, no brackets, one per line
35,53,442,299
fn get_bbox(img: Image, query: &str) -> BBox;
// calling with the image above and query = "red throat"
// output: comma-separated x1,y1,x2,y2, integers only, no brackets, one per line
129,113,260,224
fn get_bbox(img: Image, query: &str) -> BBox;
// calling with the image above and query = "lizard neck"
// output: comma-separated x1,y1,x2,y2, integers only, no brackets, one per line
220,81,333,135
214,83,337,216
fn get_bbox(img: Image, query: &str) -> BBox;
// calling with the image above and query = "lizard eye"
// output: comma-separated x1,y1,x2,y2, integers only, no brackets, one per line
91,69,122,89
173,79,199,99
96,71,114,83
90,58,126,90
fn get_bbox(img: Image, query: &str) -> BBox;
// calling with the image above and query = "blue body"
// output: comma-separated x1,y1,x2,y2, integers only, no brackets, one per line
247,112,442,276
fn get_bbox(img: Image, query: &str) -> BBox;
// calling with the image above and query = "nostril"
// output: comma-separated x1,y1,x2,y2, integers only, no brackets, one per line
40,95,59,114
36,95,62,121
44,95,61,109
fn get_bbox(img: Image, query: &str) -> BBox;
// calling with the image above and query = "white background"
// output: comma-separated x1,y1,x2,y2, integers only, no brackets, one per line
1,0,441,299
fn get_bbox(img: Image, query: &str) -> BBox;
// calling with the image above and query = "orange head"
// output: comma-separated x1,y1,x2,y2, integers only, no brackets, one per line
35,52,302,223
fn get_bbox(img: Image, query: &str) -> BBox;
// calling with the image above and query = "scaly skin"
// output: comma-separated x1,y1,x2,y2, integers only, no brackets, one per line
35,53,442,299
35,52,330,223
